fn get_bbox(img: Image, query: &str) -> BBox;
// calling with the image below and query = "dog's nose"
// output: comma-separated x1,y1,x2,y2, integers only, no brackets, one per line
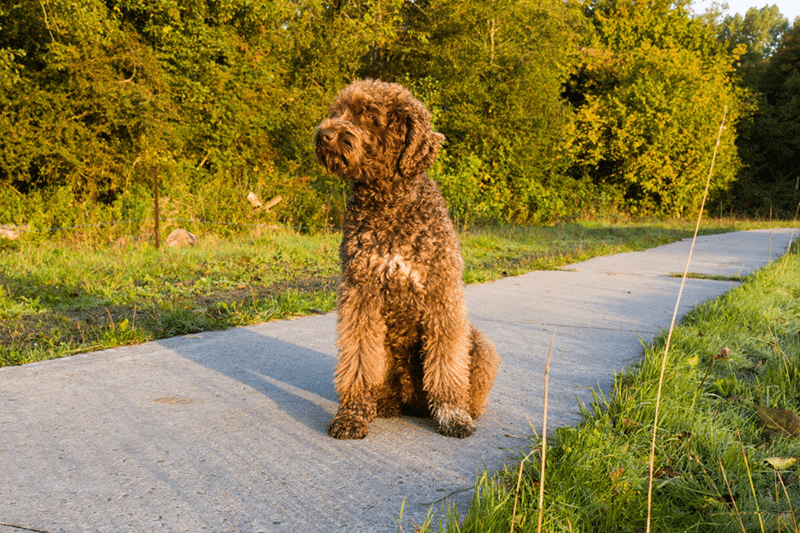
315,127,335,144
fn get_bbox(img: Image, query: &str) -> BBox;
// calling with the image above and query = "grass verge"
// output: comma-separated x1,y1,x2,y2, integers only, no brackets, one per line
0,217,787,366
407,240,800,532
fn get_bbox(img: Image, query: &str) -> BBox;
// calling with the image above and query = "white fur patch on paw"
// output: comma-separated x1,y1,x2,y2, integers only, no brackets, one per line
435,404,476,438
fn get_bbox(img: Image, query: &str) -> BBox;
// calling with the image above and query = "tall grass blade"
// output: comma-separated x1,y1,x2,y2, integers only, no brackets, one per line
537,329,556,533
645,105,728,533
511,450,535,533
510,328,555,533
776,471,798,532
719,457,747,533
738,430,765,533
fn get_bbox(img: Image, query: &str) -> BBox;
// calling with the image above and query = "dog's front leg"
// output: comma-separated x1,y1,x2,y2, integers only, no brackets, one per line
421,301,476,438
330,282,387,439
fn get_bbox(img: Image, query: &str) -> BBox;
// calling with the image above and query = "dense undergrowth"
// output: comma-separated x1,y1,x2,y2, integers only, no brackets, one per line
3,1,799,232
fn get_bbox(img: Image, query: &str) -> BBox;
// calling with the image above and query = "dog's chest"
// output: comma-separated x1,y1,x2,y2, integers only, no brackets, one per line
344,228,430,292
375,252,423,291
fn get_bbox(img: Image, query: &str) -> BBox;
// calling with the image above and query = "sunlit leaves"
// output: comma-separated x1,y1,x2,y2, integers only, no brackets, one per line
569,0,744,217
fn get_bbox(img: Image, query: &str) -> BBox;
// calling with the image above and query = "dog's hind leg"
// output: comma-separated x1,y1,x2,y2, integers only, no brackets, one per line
467,324,500,419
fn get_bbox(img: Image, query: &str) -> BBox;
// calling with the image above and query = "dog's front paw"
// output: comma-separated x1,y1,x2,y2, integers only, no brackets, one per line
329,412,370,439
435,405,476,438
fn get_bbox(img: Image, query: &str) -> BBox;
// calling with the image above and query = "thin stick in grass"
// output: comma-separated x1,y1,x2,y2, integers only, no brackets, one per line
719,457,747,533
645,106,728,533
776,202,800,275
774,471,781,533
783,202,800,257
510,328,555,533
511,449,535,533
776,470,798,532
537,329,556,533
738,430,766,533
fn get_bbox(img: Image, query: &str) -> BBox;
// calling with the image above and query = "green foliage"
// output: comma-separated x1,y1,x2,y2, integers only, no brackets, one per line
0,0,340,233
373,0,590,223
1,0,794,231
728,19,800,217
568,0,745,217
718,5,789,89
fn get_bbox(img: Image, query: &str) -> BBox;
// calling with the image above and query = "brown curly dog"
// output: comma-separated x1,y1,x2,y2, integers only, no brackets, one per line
314,79,500,439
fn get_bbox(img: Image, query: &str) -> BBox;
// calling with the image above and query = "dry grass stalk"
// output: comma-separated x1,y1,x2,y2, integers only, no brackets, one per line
779,202,800,274
776,471,799,532
738,430,766,533
645,106,728,533
510,449,535,533
510,328,555,533
537,329,556,533
719,457,748,533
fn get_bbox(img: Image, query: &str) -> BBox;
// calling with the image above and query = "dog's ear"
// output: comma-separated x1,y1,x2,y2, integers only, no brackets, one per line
398,99,445,178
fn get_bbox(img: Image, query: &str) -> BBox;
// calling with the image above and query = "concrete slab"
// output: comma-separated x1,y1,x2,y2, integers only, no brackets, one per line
566,228,795,277
1,228,797,532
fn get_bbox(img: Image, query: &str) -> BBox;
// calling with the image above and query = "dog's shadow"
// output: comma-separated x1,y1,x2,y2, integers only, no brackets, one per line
157,326,340,436
158,324,444,438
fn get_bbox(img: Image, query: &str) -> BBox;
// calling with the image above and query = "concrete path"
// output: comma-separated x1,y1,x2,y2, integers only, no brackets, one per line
1,229,796,533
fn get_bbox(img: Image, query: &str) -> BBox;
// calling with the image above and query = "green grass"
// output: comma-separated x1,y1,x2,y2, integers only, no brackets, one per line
458,220,734,283
671,272,746,282
0,232,341,365
405,240,800,533
0,217,788,366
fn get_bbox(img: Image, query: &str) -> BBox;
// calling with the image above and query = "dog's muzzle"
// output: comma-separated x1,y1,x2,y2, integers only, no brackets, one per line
314,126,336,146
314,120,361,177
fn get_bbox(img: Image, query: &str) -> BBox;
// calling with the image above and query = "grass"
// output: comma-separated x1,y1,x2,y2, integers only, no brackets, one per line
0,232,341,365
671,273,746,282
0,217,790,367
405,239,800,533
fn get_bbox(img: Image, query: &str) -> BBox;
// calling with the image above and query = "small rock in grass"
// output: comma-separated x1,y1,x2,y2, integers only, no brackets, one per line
165,229,198,247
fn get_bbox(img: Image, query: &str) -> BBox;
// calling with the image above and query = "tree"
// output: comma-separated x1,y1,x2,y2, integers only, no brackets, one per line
731,20,800,215
0,0,170,209
370,0,588,223
717,5,789,89
0,0,336,230
567,0,745,217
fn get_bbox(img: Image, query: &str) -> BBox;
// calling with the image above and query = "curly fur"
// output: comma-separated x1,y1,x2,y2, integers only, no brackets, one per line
314,79,500,439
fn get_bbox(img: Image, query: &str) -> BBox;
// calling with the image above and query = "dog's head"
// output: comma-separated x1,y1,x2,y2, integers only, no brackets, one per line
313,80,445,182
